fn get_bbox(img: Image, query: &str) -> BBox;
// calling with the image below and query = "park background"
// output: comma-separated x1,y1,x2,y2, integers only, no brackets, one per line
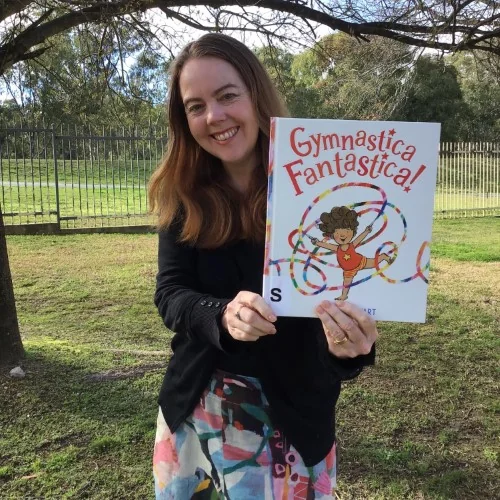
1,4,500,499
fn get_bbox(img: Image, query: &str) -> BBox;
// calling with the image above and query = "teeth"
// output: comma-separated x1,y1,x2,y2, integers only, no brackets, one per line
213,127,238,141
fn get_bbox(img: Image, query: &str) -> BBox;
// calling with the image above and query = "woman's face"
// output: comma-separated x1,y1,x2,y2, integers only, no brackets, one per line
179,56,260,173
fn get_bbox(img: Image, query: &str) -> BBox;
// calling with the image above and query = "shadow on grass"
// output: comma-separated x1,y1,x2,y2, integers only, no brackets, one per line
0,347,163,499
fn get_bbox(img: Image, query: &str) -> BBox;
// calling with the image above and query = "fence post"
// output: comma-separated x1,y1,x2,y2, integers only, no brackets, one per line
51,125,61,228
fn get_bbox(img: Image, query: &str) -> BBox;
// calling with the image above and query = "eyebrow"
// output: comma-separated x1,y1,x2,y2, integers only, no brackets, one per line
183,83,240,107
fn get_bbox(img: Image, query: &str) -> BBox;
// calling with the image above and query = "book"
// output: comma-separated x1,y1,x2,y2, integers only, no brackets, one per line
263,118,441,322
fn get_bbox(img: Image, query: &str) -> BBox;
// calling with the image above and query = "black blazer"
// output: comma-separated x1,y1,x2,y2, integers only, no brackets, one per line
155,219,374,466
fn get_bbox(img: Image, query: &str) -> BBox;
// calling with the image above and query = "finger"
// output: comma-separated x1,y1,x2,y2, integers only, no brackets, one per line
316,306,356,357
324,326,350,346
316,307,348,341
228,327,260,342
323,325,369,359
327,342,357,358
320,302,376,357
239,292,277,323
336,301,378,344
236,319,275,338
237,306,276,335
316,301,364,344
322,327,357,359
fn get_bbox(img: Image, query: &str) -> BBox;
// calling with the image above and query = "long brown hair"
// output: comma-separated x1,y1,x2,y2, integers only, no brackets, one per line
148,33,288,248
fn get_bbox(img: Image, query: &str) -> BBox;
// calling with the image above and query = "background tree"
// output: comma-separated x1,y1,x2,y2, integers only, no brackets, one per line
255,34,418,120
1,1,499,77
2,1,500,132
302,33,414,120
255,46,322,118
254,46,295,100
1,23,168,128
452,53,500,141
0,205,24,366
396,56,466,141
0,98,18,123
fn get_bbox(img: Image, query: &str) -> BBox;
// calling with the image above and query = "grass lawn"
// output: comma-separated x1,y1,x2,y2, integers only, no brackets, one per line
1,217,499,499
2,184,499,226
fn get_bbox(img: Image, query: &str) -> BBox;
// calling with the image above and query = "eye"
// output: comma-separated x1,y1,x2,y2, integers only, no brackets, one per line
186,103,204,115
219,92,238,102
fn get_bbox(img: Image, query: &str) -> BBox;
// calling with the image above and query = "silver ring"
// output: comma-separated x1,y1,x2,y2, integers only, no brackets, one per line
235,306,244,321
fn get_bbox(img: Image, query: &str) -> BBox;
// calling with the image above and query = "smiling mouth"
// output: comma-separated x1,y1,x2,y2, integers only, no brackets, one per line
212,127,239,141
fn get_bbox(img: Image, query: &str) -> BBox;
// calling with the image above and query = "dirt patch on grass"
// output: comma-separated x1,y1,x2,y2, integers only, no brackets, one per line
431,258,500,315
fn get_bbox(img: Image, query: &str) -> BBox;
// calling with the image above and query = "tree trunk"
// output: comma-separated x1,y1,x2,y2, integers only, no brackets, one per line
0,205,24,366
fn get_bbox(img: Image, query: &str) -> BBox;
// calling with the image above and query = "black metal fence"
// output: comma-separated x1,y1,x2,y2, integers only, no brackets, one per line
0,125,167,229
1,126,499,232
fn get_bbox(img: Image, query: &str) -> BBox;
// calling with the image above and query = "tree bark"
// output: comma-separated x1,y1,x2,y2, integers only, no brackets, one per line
0,206,24,366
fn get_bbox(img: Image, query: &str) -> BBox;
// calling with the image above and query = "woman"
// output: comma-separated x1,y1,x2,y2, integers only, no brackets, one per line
148,33,377,499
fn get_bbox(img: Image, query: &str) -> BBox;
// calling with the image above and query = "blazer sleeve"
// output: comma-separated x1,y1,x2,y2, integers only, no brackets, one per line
154,223,232,350
328,344,375,381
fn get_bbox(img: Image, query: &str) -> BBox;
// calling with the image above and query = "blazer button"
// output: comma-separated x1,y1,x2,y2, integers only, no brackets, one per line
208,302,213,307
215,302,221,307
200,300,207,306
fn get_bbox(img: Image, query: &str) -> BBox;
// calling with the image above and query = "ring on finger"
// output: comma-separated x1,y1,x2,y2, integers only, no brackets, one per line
332,333,349,345
235,305,245,322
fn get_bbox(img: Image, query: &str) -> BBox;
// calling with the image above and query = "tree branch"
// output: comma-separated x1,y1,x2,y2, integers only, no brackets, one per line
0,0,499,76
0,0,33,24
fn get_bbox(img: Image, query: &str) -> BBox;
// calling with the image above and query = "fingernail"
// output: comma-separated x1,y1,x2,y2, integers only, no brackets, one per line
316,306,324,315
269,314,277,322
336,300,345,307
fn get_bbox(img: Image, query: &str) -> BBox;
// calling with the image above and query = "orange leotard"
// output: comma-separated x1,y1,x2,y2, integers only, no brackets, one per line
336,243,365,271
337,243,366,276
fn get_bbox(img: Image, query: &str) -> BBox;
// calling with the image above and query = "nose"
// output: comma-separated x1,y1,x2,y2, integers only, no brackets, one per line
206,102,226,124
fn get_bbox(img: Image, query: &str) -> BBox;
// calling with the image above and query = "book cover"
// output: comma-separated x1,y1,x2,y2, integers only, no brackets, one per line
263,118,441,322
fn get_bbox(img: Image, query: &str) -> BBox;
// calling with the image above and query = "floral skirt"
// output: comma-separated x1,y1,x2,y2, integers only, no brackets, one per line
153,370,337,499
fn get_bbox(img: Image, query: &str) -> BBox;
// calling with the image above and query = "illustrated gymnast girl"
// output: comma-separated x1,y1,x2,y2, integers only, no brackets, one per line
311,206,394,300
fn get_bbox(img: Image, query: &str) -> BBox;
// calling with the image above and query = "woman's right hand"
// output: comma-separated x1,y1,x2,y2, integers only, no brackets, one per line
221,291,277,341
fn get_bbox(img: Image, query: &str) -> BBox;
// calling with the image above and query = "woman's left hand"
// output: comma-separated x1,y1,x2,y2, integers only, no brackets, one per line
315,300,378,358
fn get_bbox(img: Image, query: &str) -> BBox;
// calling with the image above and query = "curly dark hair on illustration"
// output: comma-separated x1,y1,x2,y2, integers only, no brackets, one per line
318,206,359,236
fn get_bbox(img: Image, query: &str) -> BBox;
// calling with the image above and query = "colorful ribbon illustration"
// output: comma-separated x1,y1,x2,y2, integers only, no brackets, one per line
267,182,430,296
